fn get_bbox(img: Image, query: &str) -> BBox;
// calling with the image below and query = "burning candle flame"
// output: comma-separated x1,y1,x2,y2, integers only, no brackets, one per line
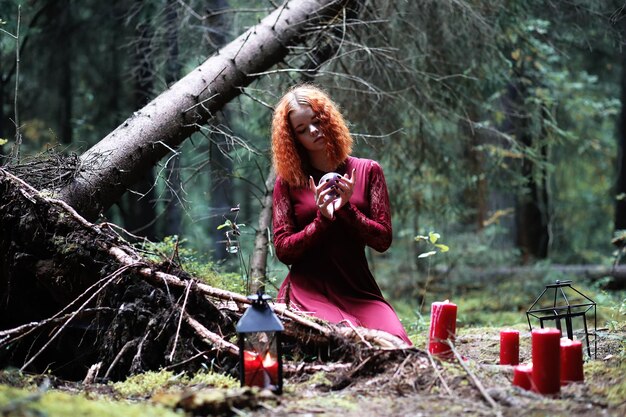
263,352,277,367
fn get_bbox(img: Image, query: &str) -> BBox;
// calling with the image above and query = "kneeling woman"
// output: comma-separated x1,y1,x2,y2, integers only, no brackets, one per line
270,84,411,346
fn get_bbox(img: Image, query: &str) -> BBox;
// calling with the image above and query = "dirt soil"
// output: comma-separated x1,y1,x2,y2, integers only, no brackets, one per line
247,326,624,417
1,326,623,417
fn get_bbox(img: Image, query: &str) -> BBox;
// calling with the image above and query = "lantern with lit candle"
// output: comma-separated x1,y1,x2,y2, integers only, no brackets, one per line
236,292,284,394
526,280,596,359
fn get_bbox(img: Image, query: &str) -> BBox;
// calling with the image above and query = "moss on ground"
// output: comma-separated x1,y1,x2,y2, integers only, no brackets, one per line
0,384,183,417
585,357,626,406
111,369,239,398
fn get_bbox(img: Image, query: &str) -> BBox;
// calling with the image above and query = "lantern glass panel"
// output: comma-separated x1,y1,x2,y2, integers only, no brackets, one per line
241,331,280,390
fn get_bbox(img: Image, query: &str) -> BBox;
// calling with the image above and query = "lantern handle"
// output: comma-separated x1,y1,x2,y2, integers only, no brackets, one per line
247,290,272,305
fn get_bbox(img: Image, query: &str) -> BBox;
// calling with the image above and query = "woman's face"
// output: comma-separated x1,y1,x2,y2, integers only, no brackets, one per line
288,104,325,154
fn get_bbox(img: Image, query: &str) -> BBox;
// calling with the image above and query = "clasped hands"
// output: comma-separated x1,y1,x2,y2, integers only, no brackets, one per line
309,169,356,219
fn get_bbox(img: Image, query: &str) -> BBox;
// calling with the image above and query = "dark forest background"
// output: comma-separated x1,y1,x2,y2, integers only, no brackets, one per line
1,0,625,323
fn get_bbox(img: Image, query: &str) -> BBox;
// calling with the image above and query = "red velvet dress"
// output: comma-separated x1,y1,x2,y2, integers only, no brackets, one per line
273,156,411,345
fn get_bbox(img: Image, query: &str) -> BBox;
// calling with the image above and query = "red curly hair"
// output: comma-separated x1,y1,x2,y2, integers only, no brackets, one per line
271,84,353,188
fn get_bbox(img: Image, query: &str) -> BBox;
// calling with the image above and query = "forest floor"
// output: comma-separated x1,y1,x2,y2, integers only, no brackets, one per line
0,324,624,417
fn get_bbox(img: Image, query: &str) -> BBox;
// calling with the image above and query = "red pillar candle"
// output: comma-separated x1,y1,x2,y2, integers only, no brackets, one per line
243,350,264,387
499,329,520,365
531,328,561,395
243,350,279,389
512,364,533,390
560,338,584,385
428,300,457,358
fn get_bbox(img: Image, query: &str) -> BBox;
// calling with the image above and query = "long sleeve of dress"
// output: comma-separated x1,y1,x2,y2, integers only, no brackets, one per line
272,178,332,265
335,161,392,252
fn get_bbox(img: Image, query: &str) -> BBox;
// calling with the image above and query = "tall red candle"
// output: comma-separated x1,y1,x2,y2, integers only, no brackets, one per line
512,364,533,390
428,300,457,358
499,329,520,365
560,338,584,385
531,328,561,394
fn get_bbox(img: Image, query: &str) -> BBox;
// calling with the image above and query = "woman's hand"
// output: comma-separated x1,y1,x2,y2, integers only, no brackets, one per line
332,169,356,211
309,169,356,219
309,176,337,219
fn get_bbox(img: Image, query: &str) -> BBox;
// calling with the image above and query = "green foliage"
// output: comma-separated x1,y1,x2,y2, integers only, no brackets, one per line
0,383,183,417
288,393,359,412
415,231,450,259
396,276,625,330
1,0,624,306
143,236,245,294
307,371,333,388
586,359,626,406
215,207,254,293
393,302,429,348
188,371,239,388
111,370,184,398
111,369,238,398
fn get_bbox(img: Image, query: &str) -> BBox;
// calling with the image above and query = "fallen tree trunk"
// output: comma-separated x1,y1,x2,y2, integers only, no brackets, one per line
0,168,407,381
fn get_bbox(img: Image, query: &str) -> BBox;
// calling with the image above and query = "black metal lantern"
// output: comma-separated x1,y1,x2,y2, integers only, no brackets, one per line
526,280,597,358
236,291,284,393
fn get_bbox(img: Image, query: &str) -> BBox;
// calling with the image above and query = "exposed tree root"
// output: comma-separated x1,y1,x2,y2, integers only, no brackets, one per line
0,168,409,383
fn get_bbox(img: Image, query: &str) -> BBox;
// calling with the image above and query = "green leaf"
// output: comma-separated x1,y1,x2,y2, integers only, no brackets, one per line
429,232,440,244
435,244,449,253
0,138,8,146
216,220,233,230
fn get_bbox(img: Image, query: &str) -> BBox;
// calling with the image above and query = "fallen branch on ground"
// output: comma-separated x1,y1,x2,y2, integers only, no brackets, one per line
0,167,409,381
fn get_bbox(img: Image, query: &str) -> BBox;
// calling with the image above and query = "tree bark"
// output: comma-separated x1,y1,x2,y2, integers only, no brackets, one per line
249,166,276,292
118,18,158,239
57,0,357,220
508,79,549,262
615,16,626,231
163,0,183,238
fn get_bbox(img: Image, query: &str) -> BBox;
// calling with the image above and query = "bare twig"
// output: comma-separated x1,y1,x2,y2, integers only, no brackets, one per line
20,264,137,371
335,326,408,349
169,279,193,362
426,350,453,396
0,307,113,347
110,244,409,349
448,340,501,415
184,314,239,357
104,339,139,380
338,319,373,348
283,362,351,375
0,169,100,234
11,6,22,161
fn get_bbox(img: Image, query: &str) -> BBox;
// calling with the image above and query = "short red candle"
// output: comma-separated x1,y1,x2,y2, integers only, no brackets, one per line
243,351,279,388
531,328,561,395
512,364,533,390
560,338,584,385
243,350,264,387
499,329,520,365
428,300,457,358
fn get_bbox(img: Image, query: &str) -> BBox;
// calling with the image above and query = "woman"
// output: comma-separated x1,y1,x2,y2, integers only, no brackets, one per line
270,84,411,345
